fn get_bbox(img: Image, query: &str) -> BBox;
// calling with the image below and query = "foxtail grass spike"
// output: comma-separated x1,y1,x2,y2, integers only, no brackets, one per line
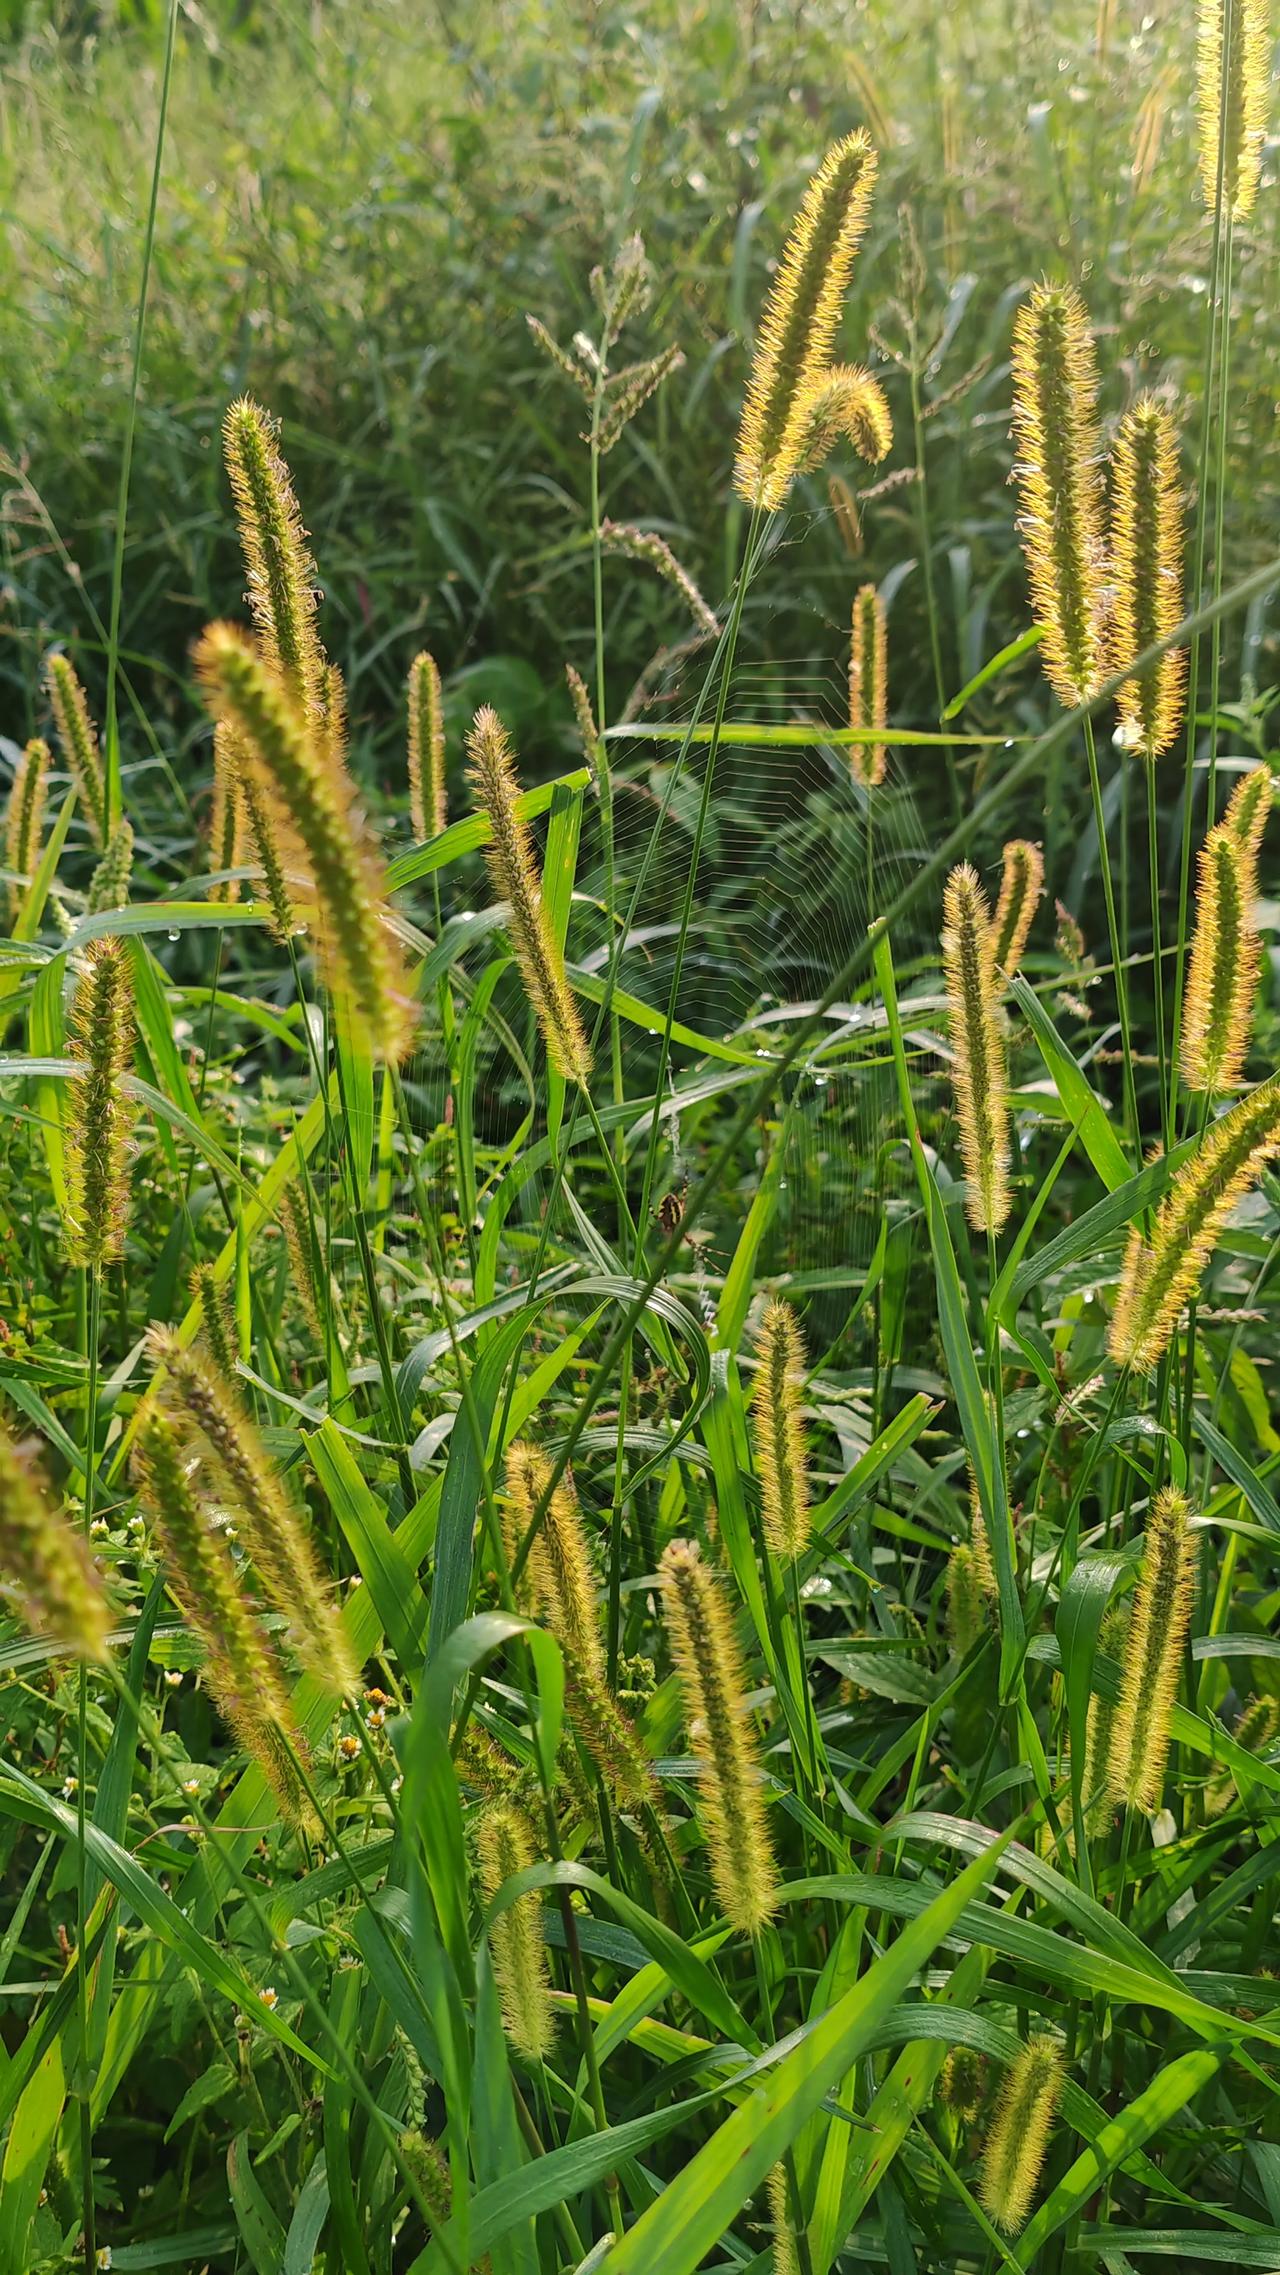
239,764,296,941
222,397,324,722
1079,1604,1127,1841
1197,0,1270,220
790,364,892,481
133,1413,309,1825
1010,283,1106,706
979,2034,1064,2234
595,342,683,454
1108,1487,1196,1810
1109,1073,1280,1368
942,863,1011,1233
279,1183,326,1343
735,132,879,510
318,661,347,766
1207,1693,1280,1814
466,706,592,1084
600,521,718,635
1180,823,1257,1093
659,1537,777,1933
46,653,108,847
407,650,447,843
196,624,413,1061
768,2165,800,2275
4,737,50,921
1110,395,1185,759
991,839,1044,978
752,1299,811,1561
849,583,888,787
146,1325,356,1696
208,722,247,905
501,1442,602,1678
191,1264,239,1382
0,1425,110,1662
86,820,134,916
565,664,599,765
946,1542,983,1656
476,1802,556,2061
1224,764,1274,855
65,938,136,1269
591,231,652,345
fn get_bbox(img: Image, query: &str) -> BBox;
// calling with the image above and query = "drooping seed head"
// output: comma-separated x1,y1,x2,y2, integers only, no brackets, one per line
752,1298,811,1562
46,654,108,847
658,1537,777,1934
222,397,323,722
4,738,51,922
979,2033,1064,2234
600,521,718,635
1224,763,1274,856
942,863,1011,1233
1110,395,1185,759
1010,283,1107,707
1110,1073,1280,1368
1197,0,1270,221
991,839,1044,979
735,133,879,510
65,937,136,1269
789,363,893,484
476,1801,555,2061
564,664,599,767
1108,1487,1197,1811
849,582,888,788
1206,1692,1280,1814
1180,823,1257,1094
407,650,447,843
466,706,592,1085
196,624,413,1061
0,1425,111,1662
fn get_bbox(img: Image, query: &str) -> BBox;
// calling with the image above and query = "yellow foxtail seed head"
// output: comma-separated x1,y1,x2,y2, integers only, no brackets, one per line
196,624,413,1061
1108,1487,1197,1810
466,705,592,1084
768,2164,800,2275
1110,395,1185,760
735,132,879,510
979,2034,1064,2234
476,1802,556,2061
563,1648,658,1807
991,839,1044,979
659,1537,777,1933
564,664,599,767
1180,824,1257,1094
946,1542,983,1657
501,1442,556,1616
752,1298,811,1561
208,723,247,905
146,1325,356,1697
1109,1073,1280,1368
66,938,136,1269
1198,0,1270,221
191,1263,239,1382
86,820,134,916
222,397,323,721
1078,1603,1127,1844
1207,1693,1280,1815
789,364,893,485
4,738,50,922
318,661,347,766
969,1490,999,1600
940,2047,987,2123
278,1183,325,1343
600,520,718,635
238,762,297,942
46,654,107,847
1224,764,1274,857
499,1441,603,1683
942,863,1011,1234
0,1426,110,1662
133,1413,310,1825
407,650,447,843
849,582,888,788
1010,283,1106,707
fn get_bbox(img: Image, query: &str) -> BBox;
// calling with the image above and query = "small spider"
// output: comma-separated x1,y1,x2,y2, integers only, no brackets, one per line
654,1181,688,1238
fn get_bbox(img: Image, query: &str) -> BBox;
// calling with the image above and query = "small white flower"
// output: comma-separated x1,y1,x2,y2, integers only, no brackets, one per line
258,1986,278,2011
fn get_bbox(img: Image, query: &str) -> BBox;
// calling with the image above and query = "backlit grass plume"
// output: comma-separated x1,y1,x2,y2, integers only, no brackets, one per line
46,653,108,846
1109,1073,1280,1368
65,937,136,1269
1079,1604,1127,1841
0,1424,110,1662
752,1298,811,1561
147,1325,356,1696
565,664,599,764
790,364,892,482
600,520,718,635
659,1537,777,1933
1010,283,1106,706
476,1802,555,2061
467,705,592,1084
1197,0,1270,220
1180,822,1257,1093
4,737,50,920
1108,1487,1197,1811
991,838,1044,978
407,649,447,843
196,624,413,1061
1224,763,1274,855
942,863,1011,1234
86,820,134,916
979,2034,1064,2234
207,723,247,904
849,582,888,787
133,1413,309,1825
735,132,878,510
223,396,323,722
1110,396,1185,759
